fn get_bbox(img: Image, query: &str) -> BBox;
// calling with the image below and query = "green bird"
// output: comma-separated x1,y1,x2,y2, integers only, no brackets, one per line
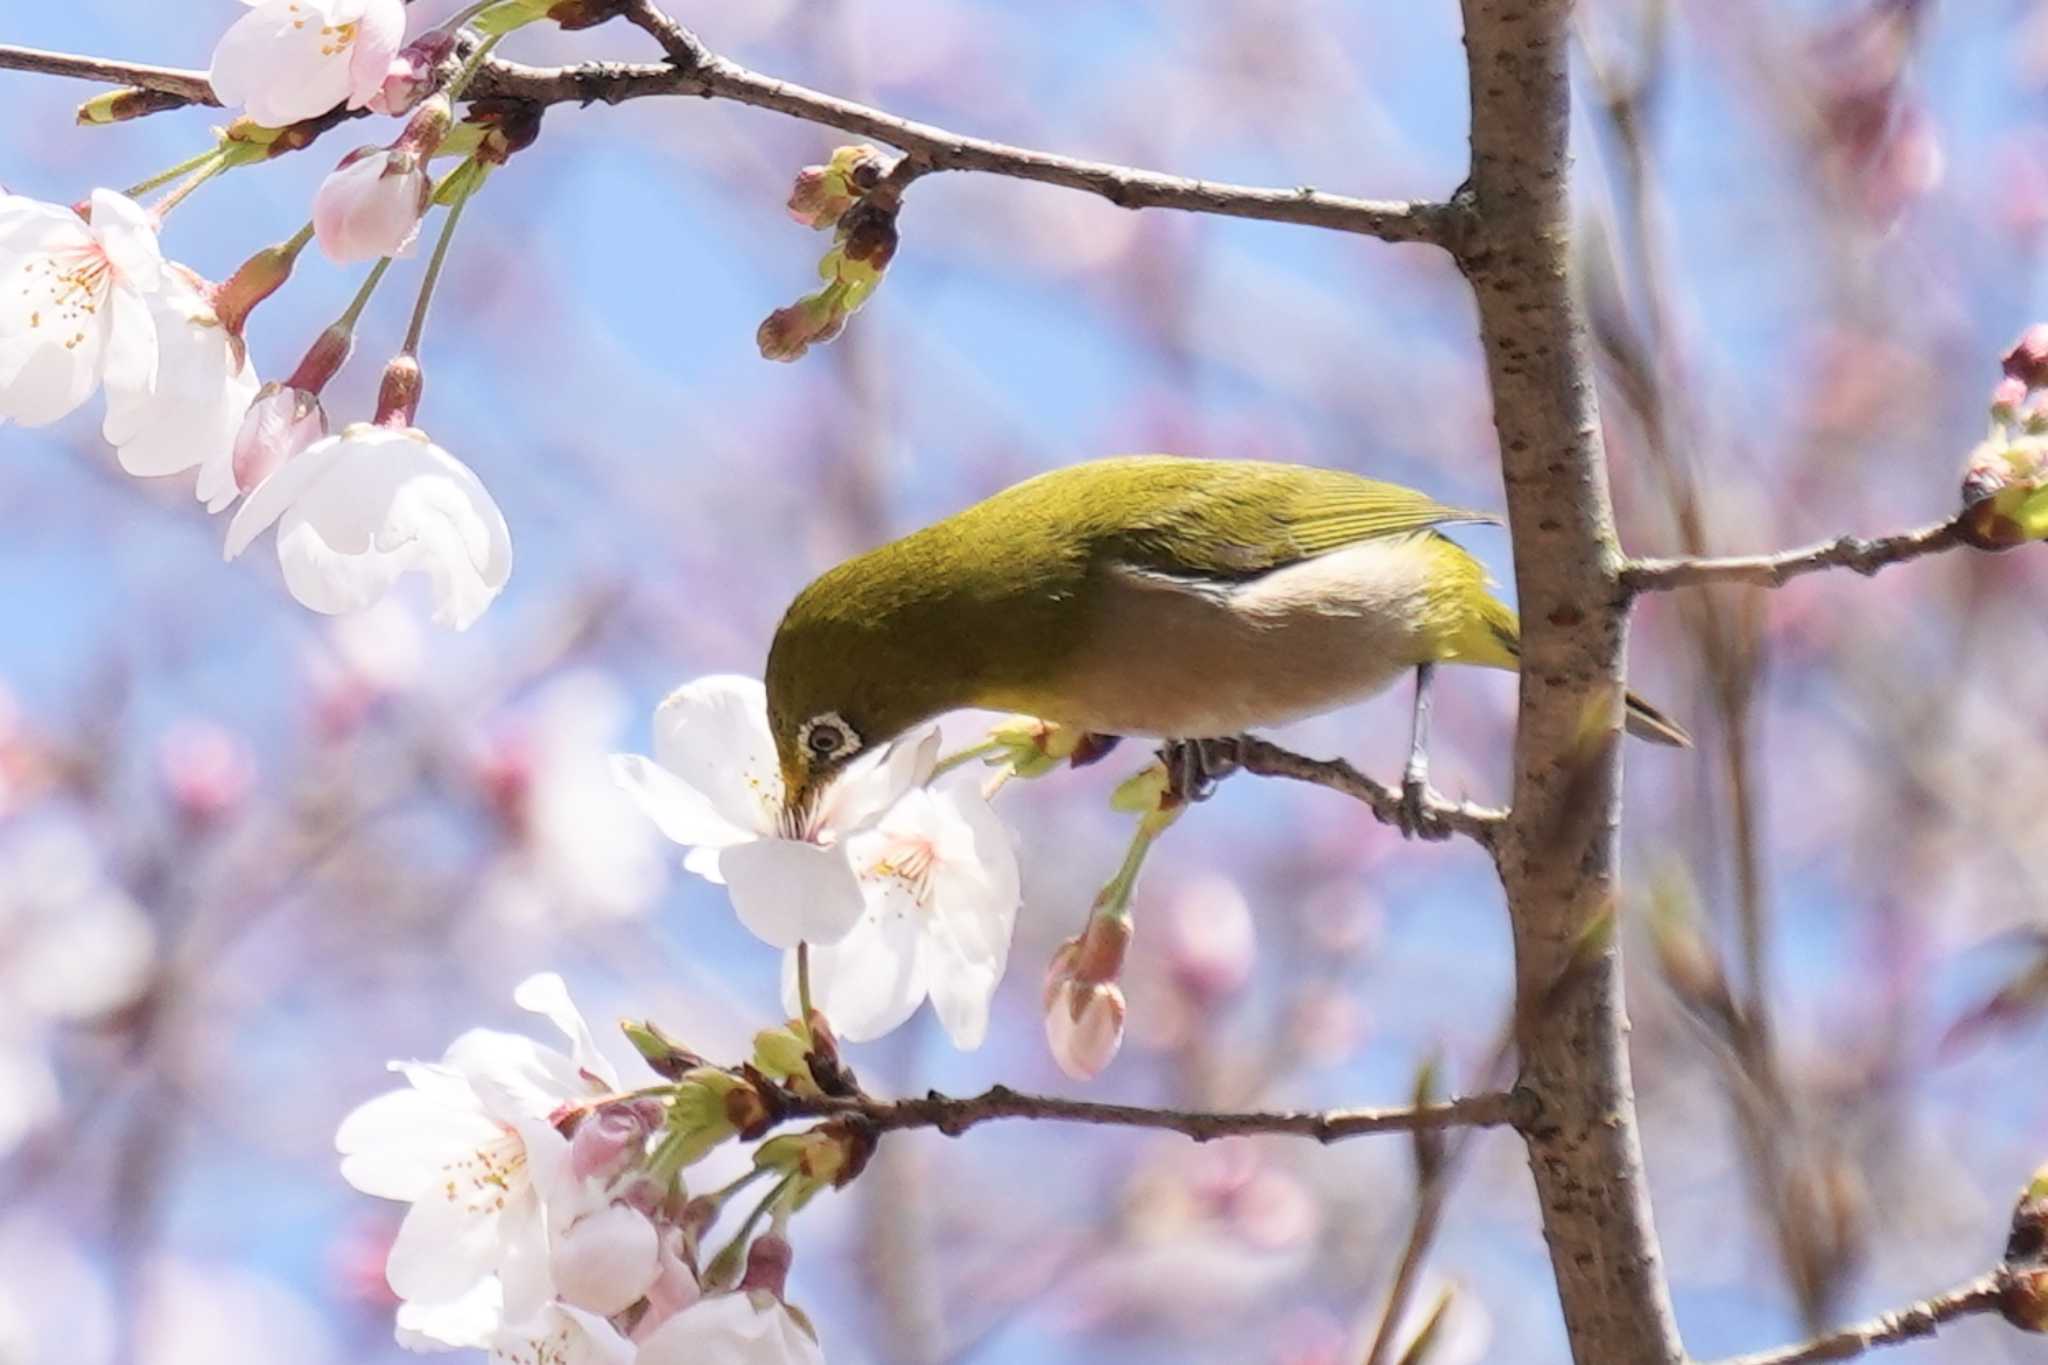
764,455,1689,822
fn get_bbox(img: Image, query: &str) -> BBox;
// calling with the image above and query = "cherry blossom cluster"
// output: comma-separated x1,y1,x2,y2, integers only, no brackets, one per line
337,974,831,1364
0,2,609,631
1961,324,2048,549
610,677,1199,1079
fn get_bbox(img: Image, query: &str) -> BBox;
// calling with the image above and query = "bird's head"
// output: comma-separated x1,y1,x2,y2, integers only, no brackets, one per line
763,550,963,829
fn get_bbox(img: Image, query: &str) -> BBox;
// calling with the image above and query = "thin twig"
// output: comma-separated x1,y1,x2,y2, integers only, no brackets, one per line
791,1083,1529,1144
1236,736,1507,848
1710,1272,2010,1365
0,43,218,104
1622,518,1969,593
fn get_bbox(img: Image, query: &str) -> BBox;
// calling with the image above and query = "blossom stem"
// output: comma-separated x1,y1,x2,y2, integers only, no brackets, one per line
796,941,815,1029
706,1171,798,1289
400,163,481,357
332,258,394,337
147,150,228,217
122,145,221,198
930,740,1002,780
277,220,317,263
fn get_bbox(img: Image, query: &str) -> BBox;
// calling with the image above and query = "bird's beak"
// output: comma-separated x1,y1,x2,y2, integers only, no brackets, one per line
778,764,815,839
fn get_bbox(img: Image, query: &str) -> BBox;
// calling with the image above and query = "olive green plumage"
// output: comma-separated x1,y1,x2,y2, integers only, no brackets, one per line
764,455,1687,809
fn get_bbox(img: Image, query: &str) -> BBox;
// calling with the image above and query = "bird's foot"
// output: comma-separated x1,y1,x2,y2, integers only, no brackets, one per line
1397,763,1451,842
1161,737,1244,803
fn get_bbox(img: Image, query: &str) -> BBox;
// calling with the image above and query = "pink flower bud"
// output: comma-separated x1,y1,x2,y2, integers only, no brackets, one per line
366,32,455,117
569,1099,658,1184
234,383,328,492
1043,978,1125,1080
2006,325,2048,389
313,147,432,264
1994,375,2030,422
158,721,255,823
374,352,425,428
738,1233,794,1299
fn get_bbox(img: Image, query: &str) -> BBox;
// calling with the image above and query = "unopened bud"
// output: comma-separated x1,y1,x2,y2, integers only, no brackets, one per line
752,1025,811,1082
738,1233,794,1299
77,87,185,125
214,239,304,337
838,202,899,269
1993,376,2029,423
394,95,454,160
2005,325,2048,388
1043,978,1125,1080
571,1099,661,1184
622,1019,706,1079
469,98,545,164
2003,1267,2048,1333
373,352,425,429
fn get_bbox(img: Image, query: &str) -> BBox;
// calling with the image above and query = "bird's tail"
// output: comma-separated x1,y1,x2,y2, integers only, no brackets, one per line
1450,591,1692,749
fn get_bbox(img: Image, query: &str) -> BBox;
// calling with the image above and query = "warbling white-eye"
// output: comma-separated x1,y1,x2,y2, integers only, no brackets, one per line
764,455,1689,823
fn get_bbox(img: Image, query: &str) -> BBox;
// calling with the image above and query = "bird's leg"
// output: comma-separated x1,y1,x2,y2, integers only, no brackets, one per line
1160,736,1244,803
1399,662,1442,839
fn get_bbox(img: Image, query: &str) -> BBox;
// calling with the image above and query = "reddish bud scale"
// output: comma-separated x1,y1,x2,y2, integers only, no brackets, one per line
374,353,425,428
738,1235,794,1299
469,99,545,164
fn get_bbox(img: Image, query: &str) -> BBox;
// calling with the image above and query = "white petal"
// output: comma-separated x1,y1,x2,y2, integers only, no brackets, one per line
811,724,940,838
638,1294,823,1365
209,0,360,127
608,754,755,853
650,675,780,835
924,945,1000,1050
384,1175,510,1305
718,838,865,948
396,1277,502,1351
225,433,347,557
551,1203,660,1317
347,0,408,107
490,1303,636,1365
85,189,161,292
512,972,617,1089
925,788,1021,969
334,1086,500,1201
782,898,926,1042
441,1028,589,1121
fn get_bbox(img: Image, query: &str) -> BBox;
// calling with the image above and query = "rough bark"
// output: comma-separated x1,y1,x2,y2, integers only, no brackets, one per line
1456,2,1689,1360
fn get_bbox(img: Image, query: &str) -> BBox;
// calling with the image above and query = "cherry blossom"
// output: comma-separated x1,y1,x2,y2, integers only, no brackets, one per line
334,973,617,1348
635,1291,825,1365
101,264,259,512
209,0,406,129
611,675,939,948
313,146,432,264
779,779,1019,1047
1043,911,1131,1080
224,423,513,629
232,382,328,494
0,189,160,427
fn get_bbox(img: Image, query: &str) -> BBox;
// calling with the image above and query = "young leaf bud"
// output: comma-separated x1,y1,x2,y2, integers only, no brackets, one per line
2005,325,2048,389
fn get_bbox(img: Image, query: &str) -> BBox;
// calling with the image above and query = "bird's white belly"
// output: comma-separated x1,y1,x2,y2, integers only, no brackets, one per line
1046,538,1441,738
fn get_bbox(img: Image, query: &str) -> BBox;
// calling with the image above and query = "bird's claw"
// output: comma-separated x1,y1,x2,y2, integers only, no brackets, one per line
1162,737,1244,804
1397,767,1450,841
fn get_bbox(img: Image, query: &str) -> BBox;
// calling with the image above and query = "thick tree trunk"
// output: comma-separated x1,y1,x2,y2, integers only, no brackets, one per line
1456,3,1688,1361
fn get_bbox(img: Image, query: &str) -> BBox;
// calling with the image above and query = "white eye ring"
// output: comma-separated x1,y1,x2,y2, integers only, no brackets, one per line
798,712,862,764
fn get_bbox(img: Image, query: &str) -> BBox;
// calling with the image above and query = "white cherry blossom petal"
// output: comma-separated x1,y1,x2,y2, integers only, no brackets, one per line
649,675,781,835
718,837,866,948
512,972,617,1089
636,1292,824,1365
334,1086,502,1201
781,885,927,1042
608,754,755,853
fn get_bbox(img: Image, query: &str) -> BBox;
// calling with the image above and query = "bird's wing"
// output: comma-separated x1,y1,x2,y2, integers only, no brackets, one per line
1102,462,1498,583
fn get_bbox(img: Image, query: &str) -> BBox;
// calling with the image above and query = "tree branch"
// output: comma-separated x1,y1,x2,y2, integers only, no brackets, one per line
797,1083,1530,1144
0,27,1464,248
1622,517,1969,593
1457,1,1688,1360
1235,736,1506,847
1710,1273,2009,1365
0,43,219,105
